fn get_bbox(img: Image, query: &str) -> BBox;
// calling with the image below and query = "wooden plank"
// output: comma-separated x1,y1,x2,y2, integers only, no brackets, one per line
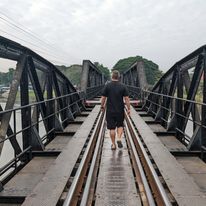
95,129,141,206
141,116,154,121
75,116,87,122
148,124,167,133
130,107,206,205
45,135,73,151
0,157,55,197
158,135,187,151
22,106,100,206
64,123,81,133
177,156,206,192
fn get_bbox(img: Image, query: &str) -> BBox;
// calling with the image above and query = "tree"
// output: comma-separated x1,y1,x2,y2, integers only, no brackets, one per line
94,62,110,79
113,56,163,85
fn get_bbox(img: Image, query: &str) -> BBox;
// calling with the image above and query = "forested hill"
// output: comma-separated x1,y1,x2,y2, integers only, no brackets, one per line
56,64,82,87
57,62,110,88
113,56,163,85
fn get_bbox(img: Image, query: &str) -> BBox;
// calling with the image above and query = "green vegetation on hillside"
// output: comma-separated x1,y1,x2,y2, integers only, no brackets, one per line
113,56,163,85
0,68,15,86
56,64,82,87
94,62,110,79
57,63,110,87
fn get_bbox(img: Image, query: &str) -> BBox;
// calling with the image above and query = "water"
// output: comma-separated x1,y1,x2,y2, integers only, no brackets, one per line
0,102,47,170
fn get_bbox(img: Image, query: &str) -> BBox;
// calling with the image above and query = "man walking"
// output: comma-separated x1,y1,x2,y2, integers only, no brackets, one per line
101,70,130,150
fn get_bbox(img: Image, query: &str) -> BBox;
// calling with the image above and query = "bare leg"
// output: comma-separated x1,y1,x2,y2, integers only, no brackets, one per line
110,129,116,148
117,127,123,140
116,127,123,148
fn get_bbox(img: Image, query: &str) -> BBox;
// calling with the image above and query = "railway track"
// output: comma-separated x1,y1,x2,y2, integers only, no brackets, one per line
59,108,177,206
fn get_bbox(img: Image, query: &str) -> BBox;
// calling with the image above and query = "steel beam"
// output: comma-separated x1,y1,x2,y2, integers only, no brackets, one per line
0,55,26,155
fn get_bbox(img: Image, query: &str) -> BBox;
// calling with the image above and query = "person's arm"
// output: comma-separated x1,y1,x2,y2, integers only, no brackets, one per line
123,85,130,115
124,96,130,116
101,85,108,111
101,96,107,111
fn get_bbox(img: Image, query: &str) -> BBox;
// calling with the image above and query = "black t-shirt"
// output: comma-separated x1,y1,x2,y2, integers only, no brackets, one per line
102,81,129,113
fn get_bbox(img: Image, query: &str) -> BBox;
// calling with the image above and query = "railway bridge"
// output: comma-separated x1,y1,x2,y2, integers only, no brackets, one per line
0,36,206,205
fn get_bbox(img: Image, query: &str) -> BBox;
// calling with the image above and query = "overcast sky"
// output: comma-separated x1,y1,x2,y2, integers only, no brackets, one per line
0,0,206,72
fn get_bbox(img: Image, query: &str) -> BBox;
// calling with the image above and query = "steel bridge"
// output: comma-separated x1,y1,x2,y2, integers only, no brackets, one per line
0,36,206,205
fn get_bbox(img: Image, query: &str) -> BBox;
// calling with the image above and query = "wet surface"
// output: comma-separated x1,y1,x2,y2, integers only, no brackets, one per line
95,129,141,206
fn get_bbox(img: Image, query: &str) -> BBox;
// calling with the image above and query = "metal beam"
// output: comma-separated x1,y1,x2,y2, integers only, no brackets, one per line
0,55,26,155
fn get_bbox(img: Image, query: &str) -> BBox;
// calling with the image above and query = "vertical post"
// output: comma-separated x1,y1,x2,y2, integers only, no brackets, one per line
202,50,206,148
176,66,184,141
0,55,26,155
46,73,54,140
20,59,31,151
80,60,90,93
162,84,167,127
52,71,68,127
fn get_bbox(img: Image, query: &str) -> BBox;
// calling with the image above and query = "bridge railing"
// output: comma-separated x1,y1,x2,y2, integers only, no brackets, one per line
0,36,88,185
85,85,105,99
126,45,206,153
0,91,84,184
80,60,107,99
126,86,206,153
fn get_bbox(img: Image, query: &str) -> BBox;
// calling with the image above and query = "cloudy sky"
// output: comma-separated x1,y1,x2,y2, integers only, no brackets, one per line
0,0,206,72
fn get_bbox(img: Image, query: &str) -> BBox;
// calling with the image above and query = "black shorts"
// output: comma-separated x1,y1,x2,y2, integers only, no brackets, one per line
106,112,124,129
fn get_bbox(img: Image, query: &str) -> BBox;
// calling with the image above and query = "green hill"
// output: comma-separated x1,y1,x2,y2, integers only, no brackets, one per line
56,64,82,87
113,56,163,85
57,63,110,87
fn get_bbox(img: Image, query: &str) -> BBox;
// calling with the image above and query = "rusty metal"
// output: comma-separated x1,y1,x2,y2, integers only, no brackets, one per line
63,110,105,206
80,113,106,206
124,120,155,206
125,111,172,206
80,60,107,99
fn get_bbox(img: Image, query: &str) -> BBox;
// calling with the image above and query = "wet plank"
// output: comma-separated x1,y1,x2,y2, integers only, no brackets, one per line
131,107,206,206
0,157,55,197
45,135,73,151
177,156,206,193
75,116,87,122
158,135,187,151
141,116,155,121
22,106,100,206
149,124,167,133
64,123,81,133
95,129,141,206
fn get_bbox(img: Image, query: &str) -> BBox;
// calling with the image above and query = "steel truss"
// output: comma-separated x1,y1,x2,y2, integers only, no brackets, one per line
0,36,84,181
142,45,206,150
122,61,148,99
80,60,107,99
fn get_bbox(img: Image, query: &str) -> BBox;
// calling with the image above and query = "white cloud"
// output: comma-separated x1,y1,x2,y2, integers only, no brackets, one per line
0,0,205,72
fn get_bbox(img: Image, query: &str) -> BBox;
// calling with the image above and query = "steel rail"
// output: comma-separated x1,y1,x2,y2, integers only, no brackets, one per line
125,111,172,206
63,110,104,206
0,91,83,115
127,85,206,106
80,112,106,206
124,117,155,206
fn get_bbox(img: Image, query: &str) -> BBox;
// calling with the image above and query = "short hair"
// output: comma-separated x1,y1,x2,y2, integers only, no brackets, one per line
112,70,120,80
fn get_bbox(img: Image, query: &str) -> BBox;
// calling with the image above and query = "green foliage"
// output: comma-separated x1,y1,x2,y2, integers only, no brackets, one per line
113,56,163,85
56,64,82,87
57,63,110,87
0,68,15,86
94,62,110,79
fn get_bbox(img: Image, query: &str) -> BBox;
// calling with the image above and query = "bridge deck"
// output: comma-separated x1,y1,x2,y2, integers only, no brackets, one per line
0,107,98,205
138,113,187,151
95,129,141,206
45,134,73,151
177,156,206,193
131,107,206,205
21,106,100,206
1,103,206,205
